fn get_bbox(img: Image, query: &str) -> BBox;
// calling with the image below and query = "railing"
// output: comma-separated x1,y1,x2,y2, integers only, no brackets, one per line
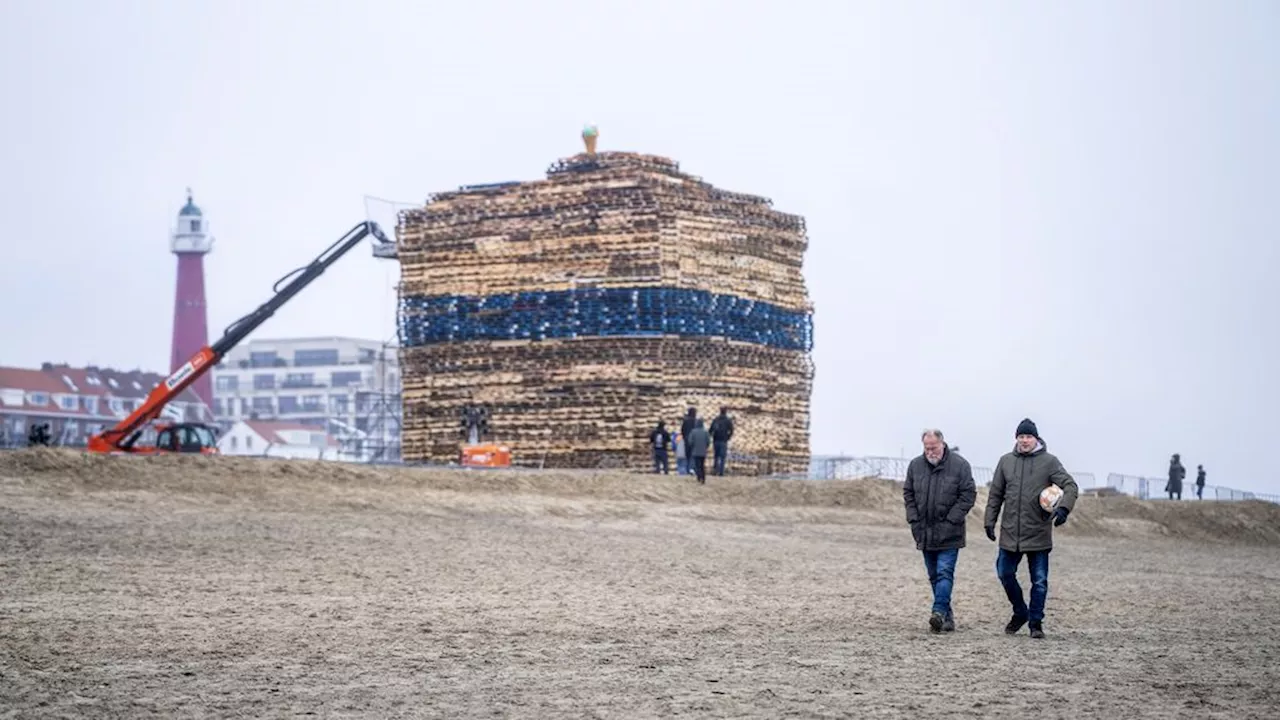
807,454,1093,490
1105,473,1280,503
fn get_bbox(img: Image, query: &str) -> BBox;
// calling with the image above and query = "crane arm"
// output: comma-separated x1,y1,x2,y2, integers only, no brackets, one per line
88,220,388,453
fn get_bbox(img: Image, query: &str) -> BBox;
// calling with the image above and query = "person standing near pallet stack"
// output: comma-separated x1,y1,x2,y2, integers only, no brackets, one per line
678,407,698,476
709,407,735,476
686,420,711,484
648,421,672,474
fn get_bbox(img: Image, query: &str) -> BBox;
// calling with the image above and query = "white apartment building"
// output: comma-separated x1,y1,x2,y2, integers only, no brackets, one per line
211,337,402,462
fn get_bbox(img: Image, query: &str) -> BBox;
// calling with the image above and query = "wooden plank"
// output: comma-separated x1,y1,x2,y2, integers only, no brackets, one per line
395,151,815,475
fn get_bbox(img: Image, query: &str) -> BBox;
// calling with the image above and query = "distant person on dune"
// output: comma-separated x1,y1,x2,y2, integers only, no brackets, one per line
903,428,976,633
686,420,710,485
1166,454,1185,500
1196,465,1206,500
984,418,1079,640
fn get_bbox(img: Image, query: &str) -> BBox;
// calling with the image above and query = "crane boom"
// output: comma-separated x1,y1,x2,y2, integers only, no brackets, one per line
88,220,389,454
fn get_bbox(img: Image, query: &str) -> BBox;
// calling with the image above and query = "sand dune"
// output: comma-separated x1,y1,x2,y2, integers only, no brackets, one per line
2,449,1278,718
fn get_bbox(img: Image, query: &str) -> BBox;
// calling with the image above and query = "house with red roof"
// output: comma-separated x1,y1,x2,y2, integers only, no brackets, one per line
0,362,214,448
217,419,344,460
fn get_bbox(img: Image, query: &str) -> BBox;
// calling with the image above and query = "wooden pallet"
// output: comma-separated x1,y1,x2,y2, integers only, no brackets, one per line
395,151,815,475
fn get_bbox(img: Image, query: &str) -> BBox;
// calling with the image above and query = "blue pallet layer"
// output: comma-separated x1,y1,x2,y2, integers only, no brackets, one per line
399,287,814,352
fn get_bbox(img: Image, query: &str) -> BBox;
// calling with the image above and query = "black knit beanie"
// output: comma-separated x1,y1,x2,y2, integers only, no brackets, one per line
1015,418,1039,438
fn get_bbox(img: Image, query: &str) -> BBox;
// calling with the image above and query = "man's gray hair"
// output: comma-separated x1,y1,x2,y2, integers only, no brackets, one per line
921,428,945,442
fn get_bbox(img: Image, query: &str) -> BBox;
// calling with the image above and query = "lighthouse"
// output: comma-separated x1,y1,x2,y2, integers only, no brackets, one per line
169,189,215,410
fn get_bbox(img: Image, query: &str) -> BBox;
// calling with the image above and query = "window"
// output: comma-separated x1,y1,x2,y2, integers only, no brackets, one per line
108,398,124,414
85,376,101,386
213,398,225,416
230,436,237,450
277,396,299,413
107,378,119,389
191,220,201,232
331,371,363,387
253,374,275,390
251,397,273,413
294,349,339,367
301,395,323,412
283,373,315,388
84,397,99,414
330,395,349,414
28,392,48,406
131,381,142,391
358,348,377,363
216,376,239,392
246,435,253,450
250,351,278,368
61,375,79,392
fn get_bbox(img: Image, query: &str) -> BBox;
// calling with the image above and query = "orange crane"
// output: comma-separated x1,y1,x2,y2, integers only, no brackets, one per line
87,221,392,455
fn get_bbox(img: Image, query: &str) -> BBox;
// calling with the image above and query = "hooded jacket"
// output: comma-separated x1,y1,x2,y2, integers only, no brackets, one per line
686,422,710,458
984,439,1079,553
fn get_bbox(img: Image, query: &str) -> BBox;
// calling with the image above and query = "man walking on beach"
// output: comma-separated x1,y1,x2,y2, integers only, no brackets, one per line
903,429,976,633
984,418,1079,639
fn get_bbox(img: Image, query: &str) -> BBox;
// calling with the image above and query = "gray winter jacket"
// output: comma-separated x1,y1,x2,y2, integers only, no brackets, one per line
903,447,976,552
984,441,1079,553
686,427,710,458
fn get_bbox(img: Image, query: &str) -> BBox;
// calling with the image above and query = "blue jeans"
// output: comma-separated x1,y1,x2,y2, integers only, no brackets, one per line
652,448,669,474
713,441,728,475
923,548,959,617
676,456,688,475
997,548,1050,622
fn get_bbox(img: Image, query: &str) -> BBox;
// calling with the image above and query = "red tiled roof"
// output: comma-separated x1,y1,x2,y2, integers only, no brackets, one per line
0,367,65,395
0,363,211,421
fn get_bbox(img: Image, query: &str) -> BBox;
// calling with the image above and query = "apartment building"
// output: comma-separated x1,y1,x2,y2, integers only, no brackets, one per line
211,337,401,461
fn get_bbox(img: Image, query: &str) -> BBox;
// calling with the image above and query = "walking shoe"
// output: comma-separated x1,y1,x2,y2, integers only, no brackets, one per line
942,615,956,632
929,612,945,633
1005,615,1028,634
1029,621,1045,639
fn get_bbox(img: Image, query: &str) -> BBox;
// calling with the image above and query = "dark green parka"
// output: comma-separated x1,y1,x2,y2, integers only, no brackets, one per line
984,440,1079,553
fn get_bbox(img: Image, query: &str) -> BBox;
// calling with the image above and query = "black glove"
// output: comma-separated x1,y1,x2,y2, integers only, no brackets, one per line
1053,507,1070,527
985,525,996,542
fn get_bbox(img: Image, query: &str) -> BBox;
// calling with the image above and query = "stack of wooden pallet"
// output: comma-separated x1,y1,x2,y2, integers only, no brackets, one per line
396,150,815,475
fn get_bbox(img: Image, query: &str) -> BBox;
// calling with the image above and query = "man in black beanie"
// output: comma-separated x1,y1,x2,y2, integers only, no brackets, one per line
983,418,1079,639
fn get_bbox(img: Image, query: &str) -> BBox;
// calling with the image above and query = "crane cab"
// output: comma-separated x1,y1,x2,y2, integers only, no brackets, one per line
147,423,221,455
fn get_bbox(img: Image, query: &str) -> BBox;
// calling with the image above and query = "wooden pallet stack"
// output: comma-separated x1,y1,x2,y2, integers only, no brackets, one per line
396,150,815,474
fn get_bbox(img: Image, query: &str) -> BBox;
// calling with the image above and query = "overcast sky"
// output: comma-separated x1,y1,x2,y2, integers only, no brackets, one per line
2,1,1277,492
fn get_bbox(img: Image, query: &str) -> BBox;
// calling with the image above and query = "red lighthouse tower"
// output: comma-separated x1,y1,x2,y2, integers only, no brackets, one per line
170,189,215,410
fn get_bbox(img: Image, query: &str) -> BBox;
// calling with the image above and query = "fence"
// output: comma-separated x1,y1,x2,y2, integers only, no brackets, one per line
805,456,1275,505
1105,473,1280,503
807,455,1093,490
